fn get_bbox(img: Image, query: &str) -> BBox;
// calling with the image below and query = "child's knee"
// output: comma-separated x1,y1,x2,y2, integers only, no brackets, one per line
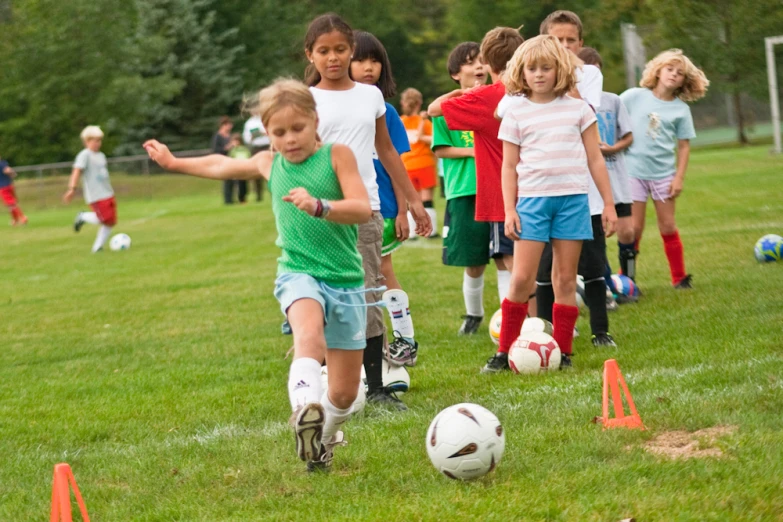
329,386,358,410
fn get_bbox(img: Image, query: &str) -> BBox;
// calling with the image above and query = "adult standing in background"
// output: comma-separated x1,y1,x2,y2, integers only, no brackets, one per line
212,116,245,204
243,115,270,201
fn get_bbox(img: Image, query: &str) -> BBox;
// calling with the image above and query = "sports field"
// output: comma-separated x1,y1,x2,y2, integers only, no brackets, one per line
2,145,782,521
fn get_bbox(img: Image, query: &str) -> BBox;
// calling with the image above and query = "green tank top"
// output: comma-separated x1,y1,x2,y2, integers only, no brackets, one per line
269,144,364,288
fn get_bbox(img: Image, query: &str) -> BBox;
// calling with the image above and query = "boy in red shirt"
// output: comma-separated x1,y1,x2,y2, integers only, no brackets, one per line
428,26,528,373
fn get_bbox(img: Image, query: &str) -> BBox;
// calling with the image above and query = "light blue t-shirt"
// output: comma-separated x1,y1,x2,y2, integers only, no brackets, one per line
373,103,410,219
619,87,696,180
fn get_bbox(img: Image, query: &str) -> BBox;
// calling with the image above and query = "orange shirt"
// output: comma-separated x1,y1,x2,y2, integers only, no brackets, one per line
400,115,436,171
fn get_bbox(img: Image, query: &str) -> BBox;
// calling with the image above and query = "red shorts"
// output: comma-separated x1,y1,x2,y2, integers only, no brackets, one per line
0,186,17,207
407,166,437,192
90,197,118,226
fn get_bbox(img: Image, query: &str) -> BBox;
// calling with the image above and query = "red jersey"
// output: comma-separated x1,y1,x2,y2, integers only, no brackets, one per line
441,82,505,222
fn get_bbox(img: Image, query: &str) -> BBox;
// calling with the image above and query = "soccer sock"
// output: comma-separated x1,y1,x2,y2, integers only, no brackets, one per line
406,211,418,238
463,272,485,317
287,357,323,411
498,298,528,355
92,225,112,252
383,289,414,342
423,201,437,237
81,212,101,225
535,283,554,323
618,242,637,281
321,392,352,444
363,335,385,394
496,269,511,304
584,277,609,335
552,303,580,356
662,230,687,285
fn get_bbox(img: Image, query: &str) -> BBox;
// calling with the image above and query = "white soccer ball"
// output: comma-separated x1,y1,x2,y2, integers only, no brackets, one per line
521,317,554,336
508,330,561,374
575,276,586,308
320,366,366,415
381,359,410,394
109,233,132,251
426,403,505,480
488,308,502,345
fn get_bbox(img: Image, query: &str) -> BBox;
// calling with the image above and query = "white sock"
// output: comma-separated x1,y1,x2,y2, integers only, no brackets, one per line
407,211,418,238
463,272,485,317
425,207,437,237
287,357,323,411
92,225,112,252
383,289,414,341
497,269,511,304
81,212,101,225
321,391,352,444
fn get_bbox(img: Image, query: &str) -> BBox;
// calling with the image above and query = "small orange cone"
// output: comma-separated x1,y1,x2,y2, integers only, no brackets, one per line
600,359,644,430
50,463,90,522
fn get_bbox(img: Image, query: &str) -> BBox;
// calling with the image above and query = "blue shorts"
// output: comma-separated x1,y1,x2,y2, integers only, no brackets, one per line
516,194,593,242
274,273,367,350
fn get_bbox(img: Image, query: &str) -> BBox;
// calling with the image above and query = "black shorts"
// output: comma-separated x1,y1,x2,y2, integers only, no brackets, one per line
536,215,606,282
489,221,514,259
616,203,632,218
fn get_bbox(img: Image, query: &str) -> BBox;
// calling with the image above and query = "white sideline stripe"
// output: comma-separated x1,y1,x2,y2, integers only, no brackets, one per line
130,209,168,226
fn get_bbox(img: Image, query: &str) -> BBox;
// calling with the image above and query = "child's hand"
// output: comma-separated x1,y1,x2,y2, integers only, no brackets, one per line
419,111,429,120
408,201,432,237
598,142,613,155
143,140,175,169
62,189,75,204
395,213,410,241
669,177,684,198
283,188,317,216
602,205,618,238
504,211,521,241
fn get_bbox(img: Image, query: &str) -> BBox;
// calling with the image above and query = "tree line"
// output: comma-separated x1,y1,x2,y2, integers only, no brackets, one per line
0,0,779,165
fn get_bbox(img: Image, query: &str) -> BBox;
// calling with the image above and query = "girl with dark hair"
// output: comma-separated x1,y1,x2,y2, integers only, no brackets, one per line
304,13,431,411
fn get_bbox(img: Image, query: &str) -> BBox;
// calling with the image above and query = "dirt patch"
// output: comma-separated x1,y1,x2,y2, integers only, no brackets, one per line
643,425,738,460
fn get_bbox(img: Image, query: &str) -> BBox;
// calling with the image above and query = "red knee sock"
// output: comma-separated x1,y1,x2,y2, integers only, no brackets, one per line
553,303,579,356
498,298,528,355
662,230,686,285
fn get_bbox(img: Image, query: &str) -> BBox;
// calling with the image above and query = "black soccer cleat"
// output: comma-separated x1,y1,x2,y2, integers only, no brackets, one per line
366,387,408,411
674,274,693,289
559,353,573,369
73,213,85,233
481,352,509,374
458,315,484,335
591,333,617,348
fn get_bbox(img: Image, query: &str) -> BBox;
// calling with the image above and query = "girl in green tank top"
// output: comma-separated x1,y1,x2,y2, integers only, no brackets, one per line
144,78,373,471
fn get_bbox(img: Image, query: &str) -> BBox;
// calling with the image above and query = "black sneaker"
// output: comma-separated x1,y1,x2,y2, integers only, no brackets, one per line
458,315,483,335
591,333,617,348
366,387,408,411
560,353,573,369
481,352,509,374
674,274,693,289
73,213,85,233
386,333,418,367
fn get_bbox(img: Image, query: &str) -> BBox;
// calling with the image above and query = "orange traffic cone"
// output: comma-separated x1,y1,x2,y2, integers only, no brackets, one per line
600,359,644,430
50,463,90,522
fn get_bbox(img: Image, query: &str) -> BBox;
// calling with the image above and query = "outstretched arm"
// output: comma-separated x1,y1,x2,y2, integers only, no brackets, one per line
143,139,270,180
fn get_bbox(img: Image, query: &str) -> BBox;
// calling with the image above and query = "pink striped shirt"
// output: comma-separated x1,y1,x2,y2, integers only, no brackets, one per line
498,95,596,197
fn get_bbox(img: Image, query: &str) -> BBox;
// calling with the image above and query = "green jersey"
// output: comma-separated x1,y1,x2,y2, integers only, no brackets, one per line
269,145,364,288
431,116,477,200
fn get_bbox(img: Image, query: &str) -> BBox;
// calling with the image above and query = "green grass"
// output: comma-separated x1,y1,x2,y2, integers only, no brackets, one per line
2,146,783,521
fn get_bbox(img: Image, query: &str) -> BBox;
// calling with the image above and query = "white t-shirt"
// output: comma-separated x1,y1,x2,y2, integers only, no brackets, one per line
242,116,270,149
310,83,386,210
496,64,604,119
498,96,596,197
74,149,113,204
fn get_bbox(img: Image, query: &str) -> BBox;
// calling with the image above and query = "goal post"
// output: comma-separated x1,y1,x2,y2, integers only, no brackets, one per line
766,35,783,154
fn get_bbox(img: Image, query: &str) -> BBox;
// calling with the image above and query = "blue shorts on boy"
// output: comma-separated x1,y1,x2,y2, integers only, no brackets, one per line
274,272,367,350
516,195,593,242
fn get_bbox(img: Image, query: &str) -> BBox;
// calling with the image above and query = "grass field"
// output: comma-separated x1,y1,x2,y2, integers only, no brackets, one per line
2,146,783,521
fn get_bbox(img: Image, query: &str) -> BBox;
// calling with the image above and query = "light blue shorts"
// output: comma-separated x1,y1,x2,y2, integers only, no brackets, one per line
274,273,367,350
516,195,593,242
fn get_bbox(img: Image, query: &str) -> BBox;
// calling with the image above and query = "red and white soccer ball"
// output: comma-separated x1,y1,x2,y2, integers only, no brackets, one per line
426,403,505,480
508,331,561,374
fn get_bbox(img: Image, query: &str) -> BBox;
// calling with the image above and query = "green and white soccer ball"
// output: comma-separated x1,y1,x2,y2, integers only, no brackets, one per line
754,234,783,262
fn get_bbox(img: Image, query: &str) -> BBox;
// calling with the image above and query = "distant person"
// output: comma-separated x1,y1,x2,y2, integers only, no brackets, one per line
212,116,244,204
228,133,252,161
64,126,117,253
243,115,270,201
0,155,27,226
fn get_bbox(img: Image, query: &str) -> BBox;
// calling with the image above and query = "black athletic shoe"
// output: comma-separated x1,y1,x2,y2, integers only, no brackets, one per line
366,387,408,411
73,213,85,233
386,333,418,367
458,315,483,335
560,353,573,369
591,333,617,348
674,274,693,289
481,352,509,374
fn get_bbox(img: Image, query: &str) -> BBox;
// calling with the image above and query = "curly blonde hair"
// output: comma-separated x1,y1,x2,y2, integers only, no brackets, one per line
503,35,579,98
640,49,709,102
252,78,318,129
